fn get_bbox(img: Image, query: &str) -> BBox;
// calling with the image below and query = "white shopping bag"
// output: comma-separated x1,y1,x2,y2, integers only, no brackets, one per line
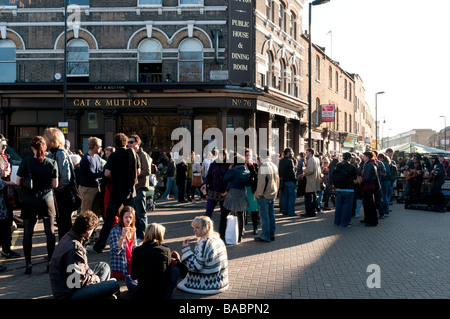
225,214,239,245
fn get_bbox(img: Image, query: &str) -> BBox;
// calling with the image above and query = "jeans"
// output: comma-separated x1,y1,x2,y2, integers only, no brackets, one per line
334,189,354,227
257,197,275,241
161,176,178,199
205,198,230,240
134,188,148,240
380,180,391,216
281,181,296,216
70,262,120,299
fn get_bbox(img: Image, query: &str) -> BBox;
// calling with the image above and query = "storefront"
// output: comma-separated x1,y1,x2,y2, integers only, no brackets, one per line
1,83,304,160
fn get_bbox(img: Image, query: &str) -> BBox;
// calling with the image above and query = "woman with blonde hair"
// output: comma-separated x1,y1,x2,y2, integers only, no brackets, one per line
43,127,77,239
177,216,229,294
128,223,180,299
109,206,136,280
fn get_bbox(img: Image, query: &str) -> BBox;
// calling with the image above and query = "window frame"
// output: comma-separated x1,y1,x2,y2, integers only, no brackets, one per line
178,39,203,82
0,40,16,83
67,39,90,77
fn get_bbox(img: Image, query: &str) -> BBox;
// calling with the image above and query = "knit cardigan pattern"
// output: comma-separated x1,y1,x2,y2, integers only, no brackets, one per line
177,236,229,295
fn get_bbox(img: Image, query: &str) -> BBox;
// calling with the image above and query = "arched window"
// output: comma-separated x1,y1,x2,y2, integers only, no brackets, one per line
0,40,16,83
178,39,203,82
280,59,286,92
290,11,297,40
289,65,298,97
266,51,275,87
138,39,162,82
67,39,89,79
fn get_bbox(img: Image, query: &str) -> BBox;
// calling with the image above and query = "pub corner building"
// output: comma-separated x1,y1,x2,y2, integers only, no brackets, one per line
0,0,356,161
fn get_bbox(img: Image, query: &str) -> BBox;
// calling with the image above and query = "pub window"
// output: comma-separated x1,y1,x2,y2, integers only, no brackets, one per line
67,39,89,81
266,51,275,88
0,40,16,83
290,12,297,40
138,0,162,5
68,0,90,5
179,0,203,5
138,39,162,83
289,65,298,97
178,39,203,82
279,59,286,92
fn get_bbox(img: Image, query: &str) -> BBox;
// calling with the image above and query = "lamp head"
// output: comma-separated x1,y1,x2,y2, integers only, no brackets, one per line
312,0,330,5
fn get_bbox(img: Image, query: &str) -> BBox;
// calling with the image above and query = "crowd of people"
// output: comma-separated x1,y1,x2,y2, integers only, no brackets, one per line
0,127,449,298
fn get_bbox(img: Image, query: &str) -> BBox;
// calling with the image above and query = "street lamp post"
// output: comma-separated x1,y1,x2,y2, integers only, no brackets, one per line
307,0,330,149
440,115,447,150
375,91,384,150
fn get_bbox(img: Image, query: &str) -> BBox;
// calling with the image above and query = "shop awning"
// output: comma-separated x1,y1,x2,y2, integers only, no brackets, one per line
380,142,450,156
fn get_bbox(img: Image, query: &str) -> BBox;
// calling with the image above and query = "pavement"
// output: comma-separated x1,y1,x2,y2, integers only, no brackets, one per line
1,196,450,302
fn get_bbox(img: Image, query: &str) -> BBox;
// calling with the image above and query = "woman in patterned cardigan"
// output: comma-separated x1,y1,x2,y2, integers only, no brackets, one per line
178,216,229,294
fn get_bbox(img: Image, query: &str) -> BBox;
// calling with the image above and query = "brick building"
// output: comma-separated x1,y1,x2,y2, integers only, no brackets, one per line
0,0,375,159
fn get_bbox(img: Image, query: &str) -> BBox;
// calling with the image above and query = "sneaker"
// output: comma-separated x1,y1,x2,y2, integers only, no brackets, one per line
344,224,353,228
1,250,21,259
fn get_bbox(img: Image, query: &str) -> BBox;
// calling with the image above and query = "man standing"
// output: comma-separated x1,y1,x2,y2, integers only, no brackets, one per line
79,137,103,214
254,149,279,243
300,148,322,218
128,134,151,242
88,133,139,253
50,210,120,299
176,158,188,203
332,152,357,227
278,148,297,216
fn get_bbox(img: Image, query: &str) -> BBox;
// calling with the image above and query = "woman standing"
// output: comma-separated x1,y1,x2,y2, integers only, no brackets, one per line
223,152,250,243
377,153,392,217
200,149,230,240
178,216,229,294
109,206,136,280
360,151,380,227
244,149,259,234
16,136,58,274
43,127,75,240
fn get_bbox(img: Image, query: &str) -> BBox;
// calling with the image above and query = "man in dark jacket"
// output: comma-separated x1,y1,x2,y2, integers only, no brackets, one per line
160,152,178,200
176,158,188,203
332,152,357,227
279,148,297,216
50,211,120,299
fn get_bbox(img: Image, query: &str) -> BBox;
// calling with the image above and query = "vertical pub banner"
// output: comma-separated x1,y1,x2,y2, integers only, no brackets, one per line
228,0,254,86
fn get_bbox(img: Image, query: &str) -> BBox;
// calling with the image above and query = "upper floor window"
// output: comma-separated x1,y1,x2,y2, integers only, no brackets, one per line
178,39,203,82
265,0,274,22
68,0,89,5
179,0,203,5
349,83,352,102
328,66,332,88
279,2,287,32
67,39,89,77
266,51,275,87
138,39,163,83
315,55,320,81
0,40,16,83
138,0,162,5
290,12,297,40
335,71,338,92
344,79,347,99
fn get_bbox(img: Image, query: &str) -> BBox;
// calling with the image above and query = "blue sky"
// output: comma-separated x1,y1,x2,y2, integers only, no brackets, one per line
303,0,450,139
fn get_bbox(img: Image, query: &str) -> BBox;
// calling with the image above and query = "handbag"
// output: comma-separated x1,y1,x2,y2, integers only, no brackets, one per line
20,160,33,190
192,173,202,187
53,149,81,212
225,213,239,245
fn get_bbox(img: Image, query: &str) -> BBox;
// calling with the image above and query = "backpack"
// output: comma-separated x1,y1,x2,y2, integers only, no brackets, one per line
332,164,348,189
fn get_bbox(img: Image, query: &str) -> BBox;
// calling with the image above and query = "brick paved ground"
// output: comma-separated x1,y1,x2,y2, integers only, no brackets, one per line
1,199,450,300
